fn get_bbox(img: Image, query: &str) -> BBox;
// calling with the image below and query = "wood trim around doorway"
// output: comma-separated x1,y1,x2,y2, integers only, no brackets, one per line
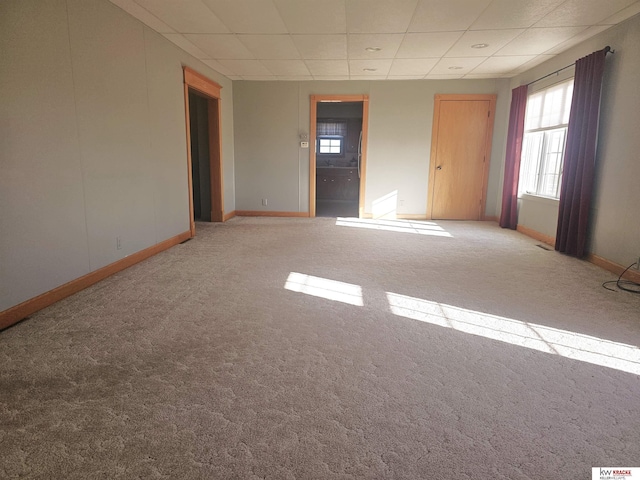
427,94,496,220
183,67,224,236
309,94,369,218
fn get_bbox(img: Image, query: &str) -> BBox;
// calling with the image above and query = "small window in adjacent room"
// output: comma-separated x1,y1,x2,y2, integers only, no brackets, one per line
318,136,343,154
317,120,347,155
518,79,574,199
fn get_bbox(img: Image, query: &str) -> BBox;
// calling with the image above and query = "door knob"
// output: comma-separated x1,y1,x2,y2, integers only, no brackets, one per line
436,165,442,170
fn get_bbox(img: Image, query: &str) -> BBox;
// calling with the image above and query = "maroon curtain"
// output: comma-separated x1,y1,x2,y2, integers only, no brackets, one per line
499,85,528,229
555,48,608,257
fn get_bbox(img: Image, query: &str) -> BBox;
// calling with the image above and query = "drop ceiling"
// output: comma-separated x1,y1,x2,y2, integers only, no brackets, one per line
109,0,640,80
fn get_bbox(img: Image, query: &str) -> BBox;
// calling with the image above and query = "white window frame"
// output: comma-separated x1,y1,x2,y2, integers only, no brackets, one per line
518,79,574,199
318,135,344,155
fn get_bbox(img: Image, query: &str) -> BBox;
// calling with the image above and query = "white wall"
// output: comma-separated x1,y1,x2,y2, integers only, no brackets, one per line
0,0,234,312
506,13,640,266
233,79,509,216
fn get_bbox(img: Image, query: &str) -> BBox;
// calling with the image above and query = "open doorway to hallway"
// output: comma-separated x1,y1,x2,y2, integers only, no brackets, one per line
182,67,224,237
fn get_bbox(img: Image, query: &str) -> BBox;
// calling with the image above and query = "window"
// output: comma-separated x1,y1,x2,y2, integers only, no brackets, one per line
317,120,346,155
318,136,343,154
518,79,574,198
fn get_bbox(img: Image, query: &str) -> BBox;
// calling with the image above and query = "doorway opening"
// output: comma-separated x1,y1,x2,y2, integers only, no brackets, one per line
189,90,212,222
310,95,369,218
183,67,224,237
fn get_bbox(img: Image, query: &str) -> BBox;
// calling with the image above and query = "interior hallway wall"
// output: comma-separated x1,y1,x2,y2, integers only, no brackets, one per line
0,0,234,312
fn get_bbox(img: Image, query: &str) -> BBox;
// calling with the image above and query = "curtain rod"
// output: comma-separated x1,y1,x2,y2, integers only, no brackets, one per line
526,46,614,87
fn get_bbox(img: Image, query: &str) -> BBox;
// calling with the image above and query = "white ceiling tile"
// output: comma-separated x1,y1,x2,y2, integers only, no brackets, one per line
497,27,586,56
599,1,640,24
347,34,404,59
535,0,638,27
306,60,349,76
543,26,611,54
162,34,210,59
346,0,419,33
201,0,287,33
512,54,556,74
274,0,347,34
262,59,311,76
202,59,236,76
277,75,314,80
313,75,350,80
134,0,230,33
471,55,537,74
124,0,637,83
445,29,525,57
349,75,388,80
185,34,254,59
348,59,393,75
464,73,512,79
429,57,485,75
424,74,464,79
242,75,278,80
217,59,271,75
238,35,300,59
291,35,347,59
110,0,175,33
409,0,491,32
389,58,438,76
386,75,426,79
396,32,464,58
470,0,564,30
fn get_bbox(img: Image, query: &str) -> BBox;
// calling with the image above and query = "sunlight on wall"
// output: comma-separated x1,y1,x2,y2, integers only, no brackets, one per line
372,190,398,219
285,272,363,306
336,217,453,237
386,292,640,376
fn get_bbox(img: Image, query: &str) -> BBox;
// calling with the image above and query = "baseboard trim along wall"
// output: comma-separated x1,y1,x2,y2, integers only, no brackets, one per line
223,210,236,221
0,230,191,331
516,224,556,247
587,253,640,284
516,225,640,283
235,211,309,217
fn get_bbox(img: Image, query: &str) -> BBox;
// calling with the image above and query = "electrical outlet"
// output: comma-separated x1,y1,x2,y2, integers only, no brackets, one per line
262,199,268,206
116,236,122,250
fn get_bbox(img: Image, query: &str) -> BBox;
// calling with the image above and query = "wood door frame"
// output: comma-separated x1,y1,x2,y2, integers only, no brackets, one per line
427,94,496,220
183,66,224,237
309,94,369,218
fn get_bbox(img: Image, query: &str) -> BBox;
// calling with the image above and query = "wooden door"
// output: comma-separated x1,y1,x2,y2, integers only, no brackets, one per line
428,95,496,220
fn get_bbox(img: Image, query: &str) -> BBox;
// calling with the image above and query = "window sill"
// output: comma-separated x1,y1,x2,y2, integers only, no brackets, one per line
519,193,560,205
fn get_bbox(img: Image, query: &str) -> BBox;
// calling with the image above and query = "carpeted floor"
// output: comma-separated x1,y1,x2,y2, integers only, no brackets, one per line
1,217,639,479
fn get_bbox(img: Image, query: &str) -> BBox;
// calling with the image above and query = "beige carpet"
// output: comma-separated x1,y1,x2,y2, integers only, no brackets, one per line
1,217,639,479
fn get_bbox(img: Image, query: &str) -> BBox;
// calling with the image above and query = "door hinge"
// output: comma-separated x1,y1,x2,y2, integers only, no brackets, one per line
487,111,490,117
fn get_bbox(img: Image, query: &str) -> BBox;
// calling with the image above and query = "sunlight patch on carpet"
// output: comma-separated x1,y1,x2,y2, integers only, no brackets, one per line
386,292,640,375
336,218,453,237
285,272,363,306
